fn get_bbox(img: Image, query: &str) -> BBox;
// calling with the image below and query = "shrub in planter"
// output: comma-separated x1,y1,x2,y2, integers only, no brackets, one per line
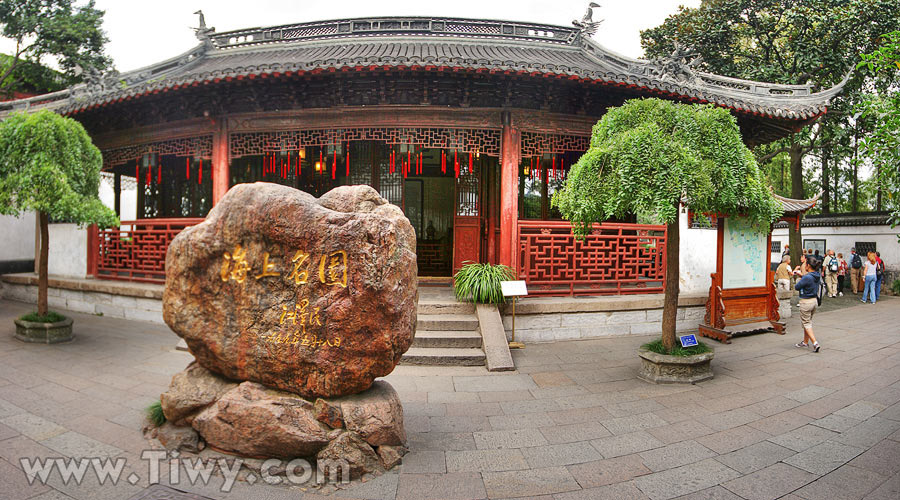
637,338,714,384
453,262,514,304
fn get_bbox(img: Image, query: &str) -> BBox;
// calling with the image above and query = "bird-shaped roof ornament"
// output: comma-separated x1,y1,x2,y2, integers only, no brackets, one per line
572,3,603,38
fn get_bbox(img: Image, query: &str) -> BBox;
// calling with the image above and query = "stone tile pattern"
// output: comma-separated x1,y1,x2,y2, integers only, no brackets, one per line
1,294,899,499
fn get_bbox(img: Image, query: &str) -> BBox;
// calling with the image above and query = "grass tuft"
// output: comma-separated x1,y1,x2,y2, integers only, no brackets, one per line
146,399,166,427
453,262,515,304
19,311,66,323
642,338,712,356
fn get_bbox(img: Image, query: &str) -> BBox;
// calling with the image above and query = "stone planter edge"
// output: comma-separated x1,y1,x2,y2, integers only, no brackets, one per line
13,315,74,344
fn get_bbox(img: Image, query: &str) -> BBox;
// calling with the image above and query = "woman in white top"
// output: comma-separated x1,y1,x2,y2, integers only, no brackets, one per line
861,252,878,304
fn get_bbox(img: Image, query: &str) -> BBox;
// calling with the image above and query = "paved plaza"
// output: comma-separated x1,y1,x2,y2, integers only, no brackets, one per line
1,295,899,500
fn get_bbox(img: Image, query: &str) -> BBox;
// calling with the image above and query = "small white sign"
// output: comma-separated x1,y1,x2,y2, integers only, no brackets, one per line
500,280,528,297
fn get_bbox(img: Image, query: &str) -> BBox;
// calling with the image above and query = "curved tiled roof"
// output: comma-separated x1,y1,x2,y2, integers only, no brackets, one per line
774,211,892,229
0,16,848,120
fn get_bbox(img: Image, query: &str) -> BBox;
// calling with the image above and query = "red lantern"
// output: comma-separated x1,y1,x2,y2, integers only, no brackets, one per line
186,157,190,180
320,149,324,175
468,152,473,174
157,157,162,184
346,143,350,177
441,149,446,174
198,159,202,184
332,148,336,180
454,150,459,178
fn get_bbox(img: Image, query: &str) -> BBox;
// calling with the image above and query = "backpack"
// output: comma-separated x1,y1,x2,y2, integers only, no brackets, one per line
876,260,884,279
829,257,838,273
816,274,825,306
852,253,862,269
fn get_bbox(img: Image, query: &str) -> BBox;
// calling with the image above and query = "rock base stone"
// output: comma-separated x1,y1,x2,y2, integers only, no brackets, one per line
158,363,406,475
637,348,714,384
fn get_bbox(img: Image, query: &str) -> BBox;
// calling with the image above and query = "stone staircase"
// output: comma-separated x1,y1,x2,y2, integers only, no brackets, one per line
401,292,486,366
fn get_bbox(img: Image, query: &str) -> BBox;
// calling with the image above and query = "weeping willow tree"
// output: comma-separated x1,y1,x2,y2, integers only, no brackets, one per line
552,98,782,352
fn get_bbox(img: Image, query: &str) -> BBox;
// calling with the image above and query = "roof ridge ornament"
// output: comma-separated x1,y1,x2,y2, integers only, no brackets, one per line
572,3,602,40
193,10,216,49
646,42,704,84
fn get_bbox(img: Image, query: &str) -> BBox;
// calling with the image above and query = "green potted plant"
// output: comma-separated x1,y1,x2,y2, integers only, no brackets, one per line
553,98,781,382
0,110,119,343
453,262,514,304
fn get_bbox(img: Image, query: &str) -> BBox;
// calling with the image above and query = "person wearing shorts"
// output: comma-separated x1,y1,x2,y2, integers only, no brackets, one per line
794,256,822,352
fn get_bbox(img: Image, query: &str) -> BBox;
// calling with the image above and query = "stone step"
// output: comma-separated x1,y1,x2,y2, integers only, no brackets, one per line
416,314,479,331
417,300,475,315
412,330,483,348
401,347,486,366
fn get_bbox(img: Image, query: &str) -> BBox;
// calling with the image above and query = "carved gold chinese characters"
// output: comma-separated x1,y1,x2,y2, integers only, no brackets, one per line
220,246,348,288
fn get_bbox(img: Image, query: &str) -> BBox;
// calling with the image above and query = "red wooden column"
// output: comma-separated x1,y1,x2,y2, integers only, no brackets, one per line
212,119,229,205
499,112,520,269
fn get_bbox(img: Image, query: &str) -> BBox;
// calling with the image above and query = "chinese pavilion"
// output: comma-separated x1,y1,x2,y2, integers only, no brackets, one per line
1,11,845,293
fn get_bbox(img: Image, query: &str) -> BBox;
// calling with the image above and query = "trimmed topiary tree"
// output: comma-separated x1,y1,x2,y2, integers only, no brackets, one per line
0,109,118,319
552,98,782,353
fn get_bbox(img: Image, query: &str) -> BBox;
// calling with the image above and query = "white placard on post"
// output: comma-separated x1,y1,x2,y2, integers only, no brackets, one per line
500,280,528,297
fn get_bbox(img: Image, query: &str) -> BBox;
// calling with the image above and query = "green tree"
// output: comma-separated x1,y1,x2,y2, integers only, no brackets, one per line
0,0,111,97
857,31,900,226
552,99,781,352
641,0,900,265
0,110,118,317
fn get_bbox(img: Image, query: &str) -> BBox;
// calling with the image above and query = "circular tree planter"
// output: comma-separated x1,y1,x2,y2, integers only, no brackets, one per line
14,316,74,344
637,348,714,384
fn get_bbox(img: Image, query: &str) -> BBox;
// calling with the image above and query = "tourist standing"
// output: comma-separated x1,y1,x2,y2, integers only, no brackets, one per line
782,244,790,258
849,248,863,294
793,254,808,278
836,253,847,297
795,256,822,352
776,255,792,292
861,252,878,304
875,251,885,301
823,250,838,298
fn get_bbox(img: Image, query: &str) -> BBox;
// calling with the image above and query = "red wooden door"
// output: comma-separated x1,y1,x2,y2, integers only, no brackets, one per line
453,168,482,273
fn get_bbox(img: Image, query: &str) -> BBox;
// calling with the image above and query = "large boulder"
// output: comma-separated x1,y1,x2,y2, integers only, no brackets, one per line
316,431,382,479
340,381,406,447
163,183,417,398
192,382,331,458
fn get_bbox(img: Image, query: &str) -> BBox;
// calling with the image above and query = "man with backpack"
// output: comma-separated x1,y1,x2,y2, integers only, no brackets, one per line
849,247,863,294
823,250,838,298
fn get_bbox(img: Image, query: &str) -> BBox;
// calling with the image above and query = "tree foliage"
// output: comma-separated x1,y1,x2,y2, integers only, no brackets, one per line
0,0,111,96
552,98,781,234
857,31,900,221
0,109,117,228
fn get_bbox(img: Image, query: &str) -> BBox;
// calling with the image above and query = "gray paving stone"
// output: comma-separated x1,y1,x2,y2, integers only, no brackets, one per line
746,410,811,436
834,416,900,449
444,402,504,417
783,440,865,475
696,408,763,432
638,440,717,472
566,454,650,489
482,466,581,498
488,412,554,431
793,464,886,500
0,422,20,441
428,415,490,433
846,439,900,477
861,471,900,500
0,399,26,420
811,413,862,432
500,399,562,415
554,481,650,499
39,431,122,459
601,413,664,435
591,431,665,459
835,401,887,421
0,413,67,441
768,424,839,452
672,485,745,500
714,440,796,474
396,472,486,499
633,458,741,500
695,425,771,454
406,431,476,452
453,374,538,392
473,428,548,449
521,441,602,468
784,385,836,404
445,449,528,472
332,471,400,499
398,450,446,474
605,399,666,418
721,463,817,500
546,406,612,425
538,421,611,444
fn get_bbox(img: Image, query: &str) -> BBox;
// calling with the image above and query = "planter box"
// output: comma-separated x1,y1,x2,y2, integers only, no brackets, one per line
13,316,74,344
637,348,714,384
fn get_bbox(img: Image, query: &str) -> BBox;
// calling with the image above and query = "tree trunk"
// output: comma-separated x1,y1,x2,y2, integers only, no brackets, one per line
876,163,882,211
821,148,830,214
38,211,49,317
852,126,859,212
661,213,680,353
788,141,804,265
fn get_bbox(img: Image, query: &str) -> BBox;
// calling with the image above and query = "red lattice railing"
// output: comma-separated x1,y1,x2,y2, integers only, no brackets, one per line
93,219,203,283
517,221,667,296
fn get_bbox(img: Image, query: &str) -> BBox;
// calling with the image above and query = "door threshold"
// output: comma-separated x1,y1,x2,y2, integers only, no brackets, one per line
419,276,453,286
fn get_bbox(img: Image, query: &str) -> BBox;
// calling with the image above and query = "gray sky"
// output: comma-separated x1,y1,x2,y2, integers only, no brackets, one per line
88,0,698,73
